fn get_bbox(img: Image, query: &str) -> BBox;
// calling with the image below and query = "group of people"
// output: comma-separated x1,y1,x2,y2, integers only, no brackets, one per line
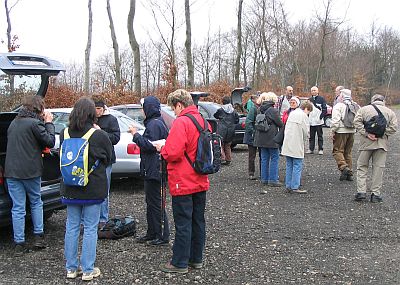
243,85,398,202
4,84,398,280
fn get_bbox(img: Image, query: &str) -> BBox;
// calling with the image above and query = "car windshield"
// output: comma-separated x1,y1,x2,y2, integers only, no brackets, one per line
0,70,42,112
51,110,144,134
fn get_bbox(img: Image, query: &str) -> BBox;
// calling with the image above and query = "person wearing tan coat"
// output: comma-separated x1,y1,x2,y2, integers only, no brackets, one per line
353,94,398,202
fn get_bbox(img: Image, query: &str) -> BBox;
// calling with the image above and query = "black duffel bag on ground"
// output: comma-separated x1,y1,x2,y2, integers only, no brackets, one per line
98,216,137,240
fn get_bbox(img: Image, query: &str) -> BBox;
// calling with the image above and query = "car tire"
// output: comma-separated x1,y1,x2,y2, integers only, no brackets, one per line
324,116,332,128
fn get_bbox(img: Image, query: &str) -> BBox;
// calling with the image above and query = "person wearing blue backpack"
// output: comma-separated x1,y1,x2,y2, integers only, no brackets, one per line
128,96,170,246
60,97,112,281
154,89,210,274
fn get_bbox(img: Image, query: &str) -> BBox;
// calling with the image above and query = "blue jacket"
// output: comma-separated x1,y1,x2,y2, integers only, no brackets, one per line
132,96,169,181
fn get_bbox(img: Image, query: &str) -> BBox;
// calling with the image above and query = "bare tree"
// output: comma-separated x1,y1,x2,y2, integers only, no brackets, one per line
314,0,346,86
184,0,194,88
106,0,121,87
127,0,142,95
234,0,244,86
84,0,93,94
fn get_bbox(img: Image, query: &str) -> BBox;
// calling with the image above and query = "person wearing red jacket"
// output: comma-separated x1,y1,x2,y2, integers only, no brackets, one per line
154,89,209,274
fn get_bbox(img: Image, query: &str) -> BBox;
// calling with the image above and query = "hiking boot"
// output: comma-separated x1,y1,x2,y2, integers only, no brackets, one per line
370,193,383,203
354,192,367,201
33,234,47,249
318,150,324,155
160,262,188,274
147,238,169,246
14,243,28,257
82,267,101,281
66,267,82,279
136,235,154,244
188,261,203,269
340,168,350,181
269,181,282,187
292,189,307,194
225,161,231,166
305,150,314,154
249,175,257,180
346,174,354,181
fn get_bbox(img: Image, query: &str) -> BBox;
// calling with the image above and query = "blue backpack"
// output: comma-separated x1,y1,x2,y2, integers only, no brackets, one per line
184,114,222,175
60,128,99,186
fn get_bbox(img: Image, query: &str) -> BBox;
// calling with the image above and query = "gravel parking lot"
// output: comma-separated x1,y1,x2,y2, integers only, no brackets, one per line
1,109,400,285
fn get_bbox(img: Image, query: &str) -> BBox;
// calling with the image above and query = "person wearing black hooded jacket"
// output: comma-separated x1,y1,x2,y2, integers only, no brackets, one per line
129,96,170,246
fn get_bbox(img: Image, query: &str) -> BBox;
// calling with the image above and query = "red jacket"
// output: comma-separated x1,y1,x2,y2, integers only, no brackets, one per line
160,105,210,196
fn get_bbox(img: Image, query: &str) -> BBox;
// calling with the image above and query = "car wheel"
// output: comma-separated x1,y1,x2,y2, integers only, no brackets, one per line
324,116,332,128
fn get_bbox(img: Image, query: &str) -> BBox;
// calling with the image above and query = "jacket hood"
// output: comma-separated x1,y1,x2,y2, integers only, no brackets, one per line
259,101,275,113
222,103,234,113
143,96,161,121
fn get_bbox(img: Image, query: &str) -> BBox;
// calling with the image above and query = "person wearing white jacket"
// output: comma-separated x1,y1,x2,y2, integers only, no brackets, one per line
307,86,327,155
281,100,313,194
330,89,359,181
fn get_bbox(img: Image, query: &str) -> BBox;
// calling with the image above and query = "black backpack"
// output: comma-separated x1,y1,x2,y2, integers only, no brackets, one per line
363,104,387,138
184,114,222,175
98,216,136,240
254,108,271,132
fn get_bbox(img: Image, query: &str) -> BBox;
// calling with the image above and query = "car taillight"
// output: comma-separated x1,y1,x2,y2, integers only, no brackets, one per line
241,122,246,128
0,166,4,186
127,143,140,155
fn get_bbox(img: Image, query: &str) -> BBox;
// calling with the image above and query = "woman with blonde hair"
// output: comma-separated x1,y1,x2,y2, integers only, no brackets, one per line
253,92,284,192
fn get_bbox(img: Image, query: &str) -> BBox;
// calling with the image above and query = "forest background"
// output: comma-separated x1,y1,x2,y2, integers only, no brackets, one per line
1,0,400,109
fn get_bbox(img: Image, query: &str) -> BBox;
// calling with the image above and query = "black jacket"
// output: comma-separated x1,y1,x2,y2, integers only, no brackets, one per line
132,96,169,181
214,106,239,143
60,124,112,202
309,95,327,120
5,115,55,179
253,102,283,148
97,112,120,164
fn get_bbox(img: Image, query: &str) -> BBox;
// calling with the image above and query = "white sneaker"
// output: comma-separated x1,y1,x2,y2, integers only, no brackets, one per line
305,150,313,154
66,267,82,279
82,267,101,281
318,150,323,155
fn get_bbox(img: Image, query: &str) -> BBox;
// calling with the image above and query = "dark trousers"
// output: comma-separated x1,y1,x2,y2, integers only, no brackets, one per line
144,179,170,241
309,125,324,151
248,145,257,176
171,191,207,268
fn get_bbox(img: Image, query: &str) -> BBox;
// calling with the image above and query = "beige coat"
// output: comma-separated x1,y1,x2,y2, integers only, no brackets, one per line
353,101,398,151
330,102,357,134
281,108,309,159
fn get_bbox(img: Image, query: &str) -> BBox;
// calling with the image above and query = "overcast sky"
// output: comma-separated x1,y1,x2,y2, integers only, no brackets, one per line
1,0,398,64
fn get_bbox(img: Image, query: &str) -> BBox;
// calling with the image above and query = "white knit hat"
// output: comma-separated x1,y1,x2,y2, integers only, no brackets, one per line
289,96,300,107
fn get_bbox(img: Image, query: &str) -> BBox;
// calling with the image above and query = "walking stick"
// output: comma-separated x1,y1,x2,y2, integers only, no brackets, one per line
160,156,167,239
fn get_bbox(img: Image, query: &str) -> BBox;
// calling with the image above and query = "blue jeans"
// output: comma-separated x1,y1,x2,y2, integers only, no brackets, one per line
171,191,206,268
260,148,280,183
7,177,43,244
65,203,101,274
100,165,112,223
285,157,303,190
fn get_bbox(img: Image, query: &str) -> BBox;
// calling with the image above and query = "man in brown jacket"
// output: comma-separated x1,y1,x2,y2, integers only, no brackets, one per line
353,94,398,202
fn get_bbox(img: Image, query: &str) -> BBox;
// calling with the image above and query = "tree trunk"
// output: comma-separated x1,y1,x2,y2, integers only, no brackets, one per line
107,0,121,87
184,0,194,88
84,0,93,95
127,0,142,95
4,0,15,95
234,0,243,87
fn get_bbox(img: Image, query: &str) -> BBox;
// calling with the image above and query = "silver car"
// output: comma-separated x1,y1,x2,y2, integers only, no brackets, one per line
48,107,145,178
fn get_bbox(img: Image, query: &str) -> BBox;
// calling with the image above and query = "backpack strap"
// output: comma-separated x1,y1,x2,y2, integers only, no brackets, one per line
371,104,383,116
82,128,96,140
182,113,207,167
63,128,70,139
